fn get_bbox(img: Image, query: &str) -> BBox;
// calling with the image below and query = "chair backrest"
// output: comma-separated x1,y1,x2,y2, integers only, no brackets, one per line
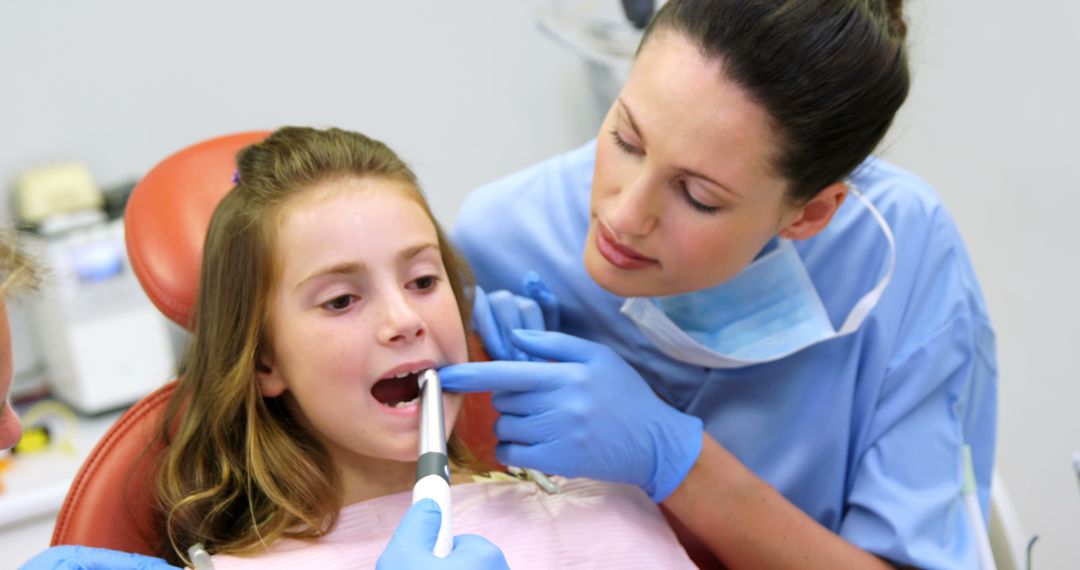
50,132,500,555
50,382,176,554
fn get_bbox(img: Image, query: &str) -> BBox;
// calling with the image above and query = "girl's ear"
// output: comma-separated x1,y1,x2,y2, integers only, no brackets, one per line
778,181,848,240
256,355,287,397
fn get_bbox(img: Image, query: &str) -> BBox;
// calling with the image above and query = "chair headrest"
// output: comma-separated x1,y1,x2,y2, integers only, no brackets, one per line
125,131,270,329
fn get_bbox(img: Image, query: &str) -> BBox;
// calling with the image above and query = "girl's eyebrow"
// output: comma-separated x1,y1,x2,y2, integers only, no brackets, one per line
398,242,439,262
294,243,439,291
296,261,366,291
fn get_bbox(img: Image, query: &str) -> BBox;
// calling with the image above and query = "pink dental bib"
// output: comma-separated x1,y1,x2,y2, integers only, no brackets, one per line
209,477,696,569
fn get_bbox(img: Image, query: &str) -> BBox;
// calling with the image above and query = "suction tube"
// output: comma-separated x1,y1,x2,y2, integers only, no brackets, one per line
412,368,452,557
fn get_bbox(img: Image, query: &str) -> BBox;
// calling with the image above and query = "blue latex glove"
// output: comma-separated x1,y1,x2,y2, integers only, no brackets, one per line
376,499,510,569
472,271,560,362
439,330,704,502
21,546,179,569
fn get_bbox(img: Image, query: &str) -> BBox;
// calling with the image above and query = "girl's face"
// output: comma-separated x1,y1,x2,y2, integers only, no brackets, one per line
258,178,467,475
585,31,805,298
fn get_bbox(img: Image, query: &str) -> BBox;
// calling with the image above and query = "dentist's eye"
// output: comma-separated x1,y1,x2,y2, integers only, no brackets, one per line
408,275,440,292
322,294,356,311
609,130,642,155
680,182,721,215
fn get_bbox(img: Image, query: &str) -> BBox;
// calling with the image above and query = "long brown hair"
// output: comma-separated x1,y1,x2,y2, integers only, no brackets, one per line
156,127,476,566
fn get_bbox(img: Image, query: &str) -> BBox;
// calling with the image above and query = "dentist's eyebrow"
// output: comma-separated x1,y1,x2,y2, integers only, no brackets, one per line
617,99,646,145
677,166,742,200
620,98,741,200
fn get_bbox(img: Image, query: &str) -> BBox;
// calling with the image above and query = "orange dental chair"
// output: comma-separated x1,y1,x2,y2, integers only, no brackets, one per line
47,132,501,556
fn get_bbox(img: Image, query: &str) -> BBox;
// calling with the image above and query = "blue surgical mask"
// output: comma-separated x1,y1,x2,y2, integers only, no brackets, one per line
620,186,895,369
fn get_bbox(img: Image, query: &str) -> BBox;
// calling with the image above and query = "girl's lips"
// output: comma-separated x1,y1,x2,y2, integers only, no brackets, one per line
595,224,658,270
377,360,436,381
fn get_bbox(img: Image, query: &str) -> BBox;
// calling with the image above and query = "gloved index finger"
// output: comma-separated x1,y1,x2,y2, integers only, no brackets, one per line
438,361,567,394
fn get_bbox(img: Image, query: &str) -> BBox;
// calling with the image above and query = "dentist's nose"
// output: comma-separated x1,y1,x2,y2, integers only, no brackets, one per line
606,172,659,237
377,291,425,345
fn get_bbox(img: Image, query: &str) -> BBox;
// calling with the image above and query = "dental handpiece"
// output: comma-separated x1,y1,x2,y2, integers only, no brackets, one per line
412,368,452,558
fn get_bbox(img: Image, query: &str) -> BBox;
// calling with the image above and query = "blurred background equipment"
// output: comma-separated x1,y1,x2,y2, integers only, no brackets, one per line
536,0,664,125
14,163,103,229
13,162,176,415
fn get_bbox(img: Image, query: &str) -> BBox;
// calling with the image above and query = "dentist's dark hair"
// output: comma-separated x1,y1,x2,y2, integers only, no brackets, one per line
157,126,479,566
641,0,910,203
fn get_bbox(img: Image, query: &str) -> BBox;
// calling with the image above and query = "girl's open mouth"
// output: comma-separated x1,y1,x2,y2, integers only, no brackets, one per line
371,369,423,408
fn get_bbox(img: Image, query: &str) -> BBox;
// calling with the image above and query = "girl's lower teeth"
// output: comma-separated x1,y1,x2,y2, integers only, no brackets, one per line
392,397,418,409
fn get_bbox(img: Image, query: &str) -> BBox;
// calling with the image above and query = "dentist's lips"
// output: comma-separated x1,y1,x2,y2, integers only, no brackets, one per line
595,223,658,270
371,362,432,408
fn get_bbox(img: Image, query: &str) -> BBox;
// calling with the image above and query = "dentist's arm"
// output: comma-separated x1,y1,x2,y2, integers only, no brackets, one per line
439,330,895,569
663,436,895,569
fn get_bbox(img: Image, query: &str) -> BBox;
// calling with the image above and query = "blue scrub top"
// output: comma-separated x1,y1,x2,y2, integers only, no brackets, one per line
452,140,996,569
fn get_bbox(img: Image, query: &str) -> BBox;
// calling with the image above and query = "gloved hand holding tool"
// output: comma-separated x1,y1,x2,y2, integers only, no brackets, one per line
441,328,703,503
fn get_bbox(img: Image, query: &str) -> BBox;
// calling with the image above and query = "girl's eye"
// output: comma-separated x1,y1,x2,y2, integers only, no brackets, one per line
609,129,642,155
679,181,721,215
322,294,355,311
409,275,439,291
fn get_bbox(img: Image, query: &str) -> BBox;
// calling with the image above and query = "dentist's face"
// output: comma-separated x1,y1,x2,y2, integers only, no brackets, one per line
258,178,467,470
585,31,798,298
1,301,22,450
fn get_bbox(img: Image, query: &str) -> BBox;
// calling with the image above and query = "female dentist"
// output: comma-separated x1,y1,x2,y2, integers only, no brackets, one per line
440,1,997,569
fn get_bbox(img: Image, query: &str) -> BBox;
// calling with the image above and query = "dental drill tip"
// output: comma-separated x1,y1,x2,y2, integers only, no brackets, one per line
419,368,438,390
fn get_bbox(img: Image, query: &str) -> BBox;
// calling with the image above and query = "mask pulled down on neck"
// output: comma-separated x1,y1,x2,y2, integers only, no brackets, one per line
620,186,895,369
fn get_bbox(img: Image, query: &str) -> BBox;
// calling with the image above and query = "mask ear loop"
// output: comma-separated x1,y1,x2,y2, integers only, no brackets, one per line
836,182,896,335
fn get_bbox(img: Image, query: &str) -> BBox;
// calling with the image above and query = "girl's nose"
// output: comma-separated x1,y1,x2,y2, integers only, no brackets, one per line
377,293,425,346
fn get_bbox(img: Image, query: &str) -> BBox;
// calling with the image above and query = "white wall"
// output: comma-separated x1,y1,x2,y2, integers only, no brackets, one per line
2,0,1077,568
0,0,597,226
884,1,1080,567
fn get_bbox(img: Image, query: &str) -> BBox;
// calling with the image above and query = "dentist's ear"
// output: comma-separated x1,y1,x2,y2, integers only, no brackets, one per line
778,181,848,241
256,356,287,397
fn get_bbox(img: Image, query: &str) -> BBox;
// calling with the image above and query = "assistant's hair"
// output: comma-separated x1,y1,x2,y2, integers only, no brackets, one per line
642,0,910,202
156,126,477,566
0,233,41,298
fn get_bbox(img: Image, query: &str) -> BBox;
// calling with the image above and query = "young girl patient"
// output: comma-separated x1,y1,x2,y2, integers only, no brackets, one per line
157,126,696,569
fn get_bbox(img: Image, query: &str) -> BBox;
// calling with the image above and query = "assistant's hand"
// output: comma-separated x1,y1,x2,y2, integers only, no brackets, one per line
472,271,560,362
376,499,509,570
20,545,179,569
440,330,704,502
